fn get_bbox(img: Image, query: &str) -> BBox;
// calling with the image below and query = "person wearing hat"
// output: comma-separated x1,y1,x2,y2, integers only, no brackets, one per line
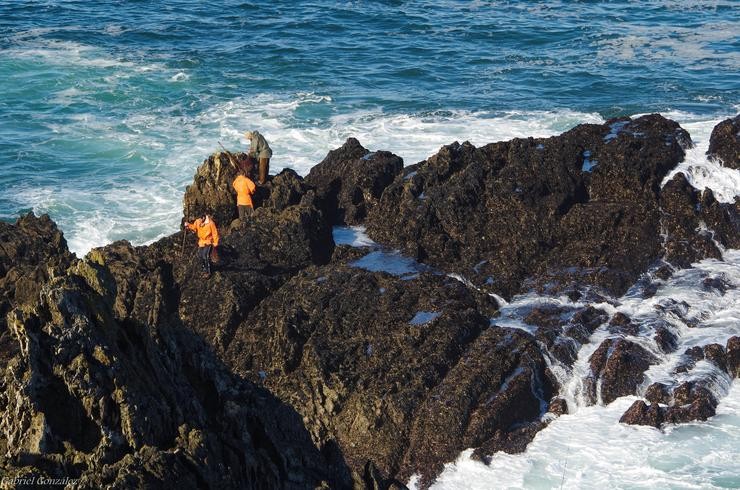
244,130,272,185
185,213,219,277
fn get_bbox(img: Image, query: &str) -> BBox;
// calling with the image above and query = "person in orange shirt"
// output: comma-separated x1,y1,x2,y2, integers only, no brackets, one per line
232,167,257,220
186,213,219,277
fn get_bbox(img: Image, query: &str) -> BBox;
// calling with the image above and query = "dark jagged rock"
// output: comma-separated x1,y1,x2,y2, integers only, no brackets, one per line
675,346,704,374
702,343,728,373
263,168,315,212
727,336,740,379
707,114,740,169
471,420,548,463
608,312,639,336
367,115,700,300
586,338,658,405
182,151,247,226
620,401,663,427
3,113,736,488
644,382,672,405
654,323,679,353
623,336,738,429
0,155,346,486
0,257,346,488
0,214,74,374
659,173,739,267
93,157,334,355
548,398,569,416
362,461,410,490
654,264,674,281
526,305,607,367
702,275,732,294
622,380,719,428
305,138,404,225
224,265,550,487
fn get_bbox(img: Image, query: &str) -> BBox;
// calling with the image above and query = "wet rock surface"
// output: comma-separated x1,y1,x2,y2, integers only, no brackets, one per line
524,305,608,367
707,114,740,169
586,338,658,405
659,172,740,267
621,336,739,428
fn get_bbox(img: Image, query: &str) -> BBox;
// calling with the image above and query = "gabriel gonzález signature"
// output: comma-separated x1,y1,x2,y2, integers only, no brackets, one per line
1,476,79,487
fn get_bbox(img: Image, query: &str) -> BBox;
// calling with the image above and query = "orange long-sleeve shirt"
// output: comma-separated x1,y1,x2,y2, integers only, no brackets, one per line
232,175,256,207
187,217,219,247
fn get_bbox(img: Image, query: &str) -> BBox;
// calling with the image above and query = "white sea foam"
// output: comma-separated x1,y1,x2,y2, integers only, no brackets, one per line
660,112,740,203
0,37,165,72
424,250,740,489
427,381,740,489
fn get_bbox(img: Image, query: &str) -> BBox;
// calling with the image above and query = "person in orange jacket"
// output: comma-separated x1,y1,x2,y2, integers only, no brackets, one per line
186,213,219,276
232,166,256,220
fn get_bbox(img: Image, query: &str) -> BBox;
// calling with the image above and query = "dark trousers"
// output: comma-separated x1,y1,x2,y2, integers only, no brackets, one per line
238,205,253,220
259,157,270,184
197,245,212,273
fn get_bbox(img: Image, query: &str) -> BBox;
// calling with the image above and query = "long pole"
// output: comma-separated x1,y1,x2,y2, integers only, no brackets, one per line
180,204,189,257
218,141,238,169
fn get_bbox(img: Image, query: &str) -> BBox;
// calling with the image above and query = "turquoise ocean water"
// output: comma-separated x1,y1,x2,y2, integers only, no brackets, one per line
1,2,739,488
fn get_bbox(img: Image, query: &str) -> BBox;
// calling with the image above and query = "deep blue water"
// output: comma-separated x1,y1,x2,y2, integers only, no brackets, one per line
0,0,738,252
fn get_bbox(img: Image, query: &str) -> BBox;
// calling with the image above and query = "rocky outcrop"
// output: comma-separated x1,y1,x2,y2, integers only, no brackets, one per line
0,217,347,488
306,138,404,225
2,114,736,488
0,214,74,374
366,115,701,300
707,114,739,169
224,266,552,487
620,382,718,428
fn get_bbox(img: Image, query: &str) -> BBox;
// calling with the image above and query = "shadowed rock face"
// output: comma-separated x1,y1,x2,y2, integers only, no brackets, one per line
224,265,552,487
707,114,739,169
366,115,700,299
0,216,347,489
0,214,74,369
306,138,404,225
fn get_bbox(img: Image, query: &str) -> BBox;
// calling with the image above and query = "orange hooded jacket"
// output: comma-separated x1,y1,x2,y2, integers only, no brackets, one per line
232,174,256,207
187,217,219,247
